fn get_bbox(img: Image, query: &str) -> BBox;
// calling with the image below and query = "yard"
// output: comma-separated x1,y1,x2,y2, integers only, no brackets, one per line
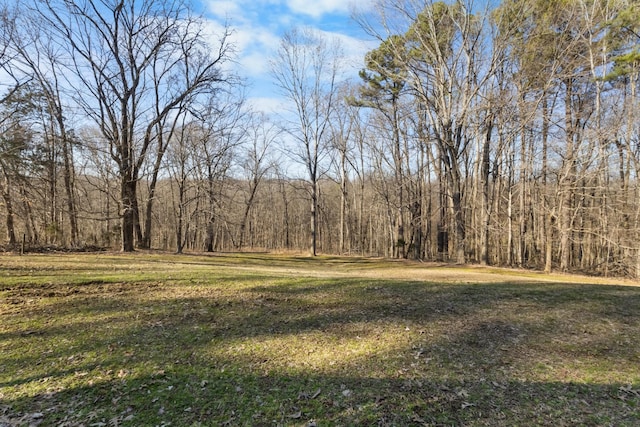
1,253,639,426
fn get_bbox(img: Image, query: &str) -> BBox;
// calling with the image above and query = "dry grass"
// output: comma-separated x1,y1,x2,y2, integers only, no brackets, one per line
1,252,639,426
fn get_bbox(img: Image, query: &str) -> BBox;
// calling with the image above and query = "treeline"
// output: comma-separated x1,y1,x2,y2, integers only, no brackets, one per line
0,0,639,278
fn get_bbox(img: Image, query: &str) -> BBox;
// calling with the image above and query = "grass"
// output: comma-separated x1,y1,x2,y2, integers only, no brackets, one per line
1,252,639,426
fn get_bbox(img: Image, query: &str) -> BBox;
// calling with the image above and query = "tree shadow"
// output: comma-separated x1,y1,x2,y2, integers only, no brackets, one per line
2,277,640,425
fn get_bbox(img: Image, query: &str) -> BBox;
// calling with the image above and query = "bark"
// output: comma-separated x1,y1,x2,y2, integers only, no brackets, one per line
541,96,552,273
560,79,577,272
480,115,493,265
239,177,259,250
121,179,137,252
1,175,16,246
338,144,348,254
204,181,216,252
61,133,78,245
310,180,318,256
439,123,466,264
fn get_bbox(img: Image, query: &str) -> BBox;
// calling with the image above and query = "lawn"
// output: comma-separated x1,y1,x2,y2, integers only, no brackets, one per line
1,253,639,426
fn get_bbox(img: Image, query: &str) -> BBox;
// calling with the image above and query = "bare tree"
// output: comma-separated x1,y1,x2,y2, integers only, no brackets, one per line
270,27,343,256
195,90,246,253
368,0,501,263
35,0,232,251
238,113,278,250
5,7,81,245
328,86,358,255
166,119,200,254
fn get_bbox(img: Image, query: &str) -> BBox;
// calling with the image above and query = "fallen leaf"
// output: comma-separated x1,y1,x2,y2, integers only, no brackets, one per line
457,389,469,398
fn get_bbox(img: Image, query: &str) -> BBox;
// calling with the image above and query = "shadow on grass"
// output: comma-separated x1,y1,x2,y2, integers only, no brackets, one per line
3,368,638,426
2,277,640,425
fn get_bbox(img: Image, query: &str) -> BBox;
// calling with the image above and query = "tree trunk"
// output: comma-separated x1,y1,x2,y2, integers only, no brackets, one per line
339,148,347,254
204,218,215,252
541,97,552,273
444,142,465,264
411,200,422,260
560,79,576,272
20,185,38,243
60,128,78,246
175,181,187,254
310,180,318,256
1,176,17,246
480,115,493,266
452,186,465,264
518,125,527,267
239,178,260,251
141,192,154,250
121,178,137,252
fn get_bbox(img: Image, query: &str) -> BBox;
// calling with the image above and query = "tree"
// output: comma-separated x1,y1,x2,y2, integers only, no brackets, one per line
358,35,410,258
270,27,343,256
36,0,232,251
167,120,199,254
606,1,640,277
402,0,499,264
195,90,246,253
238,113,278,250
329,85,360,255
0,86,40,246
6,7,81,245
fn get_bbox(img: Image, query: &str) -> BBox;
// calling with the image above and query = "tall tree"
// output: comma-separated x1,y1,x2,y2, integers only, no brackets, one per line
270,27,343,256
6,7,81,245
36,0,231,251
358,35,410,258
401,0,499,263
238,113,278,251
0,86,39,246
196,91,245,253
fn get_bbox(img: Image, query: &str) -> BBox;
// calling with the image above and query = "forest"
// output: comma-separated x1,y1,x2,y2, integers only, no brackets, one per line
0,0,639,278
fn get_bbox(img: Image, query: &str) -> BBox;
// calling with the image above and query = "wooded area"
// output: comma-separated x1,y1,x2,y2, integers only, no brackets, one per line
0,0,639,277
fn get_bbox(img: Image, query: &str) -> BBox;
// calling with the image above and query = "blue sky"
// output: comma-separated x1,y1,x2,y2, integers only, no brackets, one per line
199,0,378,113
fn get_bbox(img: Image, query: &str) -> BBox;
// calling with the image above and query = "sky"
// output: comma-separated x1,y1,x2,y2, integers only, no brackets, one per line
199,0,378,114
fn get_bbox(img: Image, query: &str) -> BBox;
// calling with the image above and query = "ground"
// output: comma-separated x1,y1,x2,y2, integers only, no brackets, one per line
1,253,639,426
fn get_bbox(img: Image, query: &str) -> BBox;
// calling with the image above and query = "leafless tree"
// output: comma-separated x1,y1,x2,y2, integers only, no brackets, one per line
35,0,232,251
270,27,343,256
194,90,246,252
237,113,279,250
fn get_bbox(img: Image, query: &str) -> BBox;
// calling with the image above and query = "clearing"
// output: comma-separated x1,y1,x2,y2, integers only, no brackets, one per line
1,253,639,426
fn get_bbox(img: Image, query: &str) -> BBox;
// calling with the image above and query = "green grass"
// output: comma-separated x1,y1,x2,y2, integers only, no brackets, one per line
1,252,639,426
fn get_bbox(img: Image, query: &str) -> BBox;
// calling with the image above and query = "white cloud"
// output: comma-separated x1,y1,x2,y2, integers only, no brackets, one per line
317,29,377,70
239,51,272,77
206,0,241,18
286,0,347,17
199,0,377,115
286,0,374,18
247,96,286,114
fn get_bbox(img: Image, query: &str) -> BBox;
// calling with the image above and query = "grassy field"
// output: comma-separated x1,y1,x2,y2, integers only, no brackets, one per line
1,252,639,426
